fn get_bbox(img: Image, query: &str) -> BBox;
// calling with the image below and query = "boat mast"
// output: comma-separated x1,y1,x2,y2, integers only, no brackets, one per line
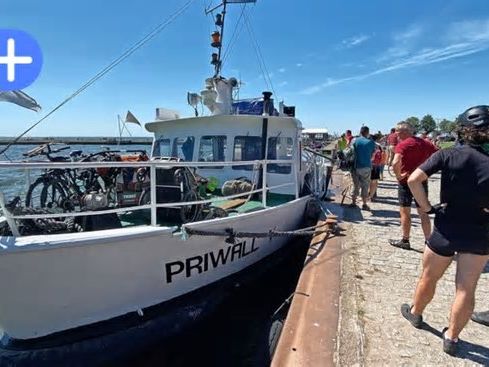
215,0,226,77
206,0,256,78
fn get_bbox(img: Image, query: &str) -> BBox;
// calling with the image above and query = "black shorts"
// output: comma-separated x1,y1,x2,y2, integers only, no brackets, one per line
371,166,381,180
427,226,489,257
398,181,428,207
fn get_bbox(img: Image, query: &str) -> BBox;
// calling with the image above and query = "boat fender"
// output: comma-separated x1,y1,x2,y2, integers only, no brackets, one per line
304,198,321,226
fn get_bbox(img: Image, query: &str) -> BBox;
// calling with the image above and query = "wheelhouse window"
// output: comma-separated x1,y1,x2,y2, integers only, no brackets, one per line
267,137,293,174
198,136,227,169
233,136,262,170
173,137,195,161
152,138,171,157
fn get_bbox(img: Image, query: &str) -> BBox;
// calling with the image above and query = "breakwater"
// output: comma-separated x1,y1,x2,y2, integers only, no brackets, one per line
0,136,152,145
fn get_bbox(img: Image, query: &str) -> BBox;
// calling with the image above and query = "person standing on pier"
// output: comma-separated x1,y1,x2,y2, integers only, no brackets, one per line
336,134,348,152
351,126,375,210
388,122,437,249
369,137,383,200
386,127,399,165
345,130,354,145
400,105,489,356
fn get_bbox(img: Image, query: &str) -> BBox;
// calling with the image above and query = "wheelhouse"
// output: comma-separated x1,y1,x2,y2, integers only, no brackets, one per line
146,114,303,196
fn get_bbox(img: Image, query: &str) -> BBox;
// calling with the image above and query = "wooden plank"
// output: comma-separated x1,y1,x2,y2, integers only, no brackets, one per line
213,198,247,210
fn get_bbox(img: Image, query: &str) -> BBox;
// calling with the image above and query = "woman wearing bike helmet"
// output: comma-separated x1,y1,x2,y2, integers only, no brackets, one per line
400,105,489,356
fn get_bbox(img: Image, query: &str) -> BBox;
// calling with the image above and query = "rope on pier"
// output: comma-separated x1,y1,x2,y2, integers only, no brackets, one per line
183,225,331,243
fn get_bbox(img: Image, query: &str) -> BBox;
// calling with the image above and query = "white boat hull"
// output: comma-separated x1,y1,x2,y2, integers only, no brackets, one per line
0,197,311,341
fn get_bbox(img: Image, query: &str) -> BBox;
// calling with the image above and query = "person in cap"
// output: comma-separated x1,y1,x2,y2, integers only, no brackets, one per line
400,105,489,356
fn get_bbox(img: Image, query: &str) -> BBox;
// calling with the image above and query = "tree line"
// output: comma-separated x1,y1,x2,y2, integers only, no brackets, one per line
404,115,457,134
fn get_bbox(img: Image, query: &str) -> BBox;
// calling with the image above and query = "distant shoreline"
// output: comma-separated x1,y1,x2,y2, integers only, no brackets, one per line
0,137,153,145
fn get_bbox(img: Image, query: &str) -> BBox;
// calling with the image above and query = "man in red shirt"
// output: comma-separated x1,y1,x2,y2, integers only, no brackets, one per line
387,127,399,165
389,122,437,249
345,129,354,145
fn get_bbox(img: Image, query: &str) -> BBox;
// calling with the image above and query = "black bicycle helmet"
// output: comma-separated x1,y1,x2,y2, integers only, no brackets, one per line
457,105,489,128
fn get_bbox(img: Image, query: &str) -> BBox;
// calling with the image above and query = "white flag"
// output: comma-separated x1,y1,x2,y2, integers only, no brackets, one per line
124,110,141,126
0,90,41,112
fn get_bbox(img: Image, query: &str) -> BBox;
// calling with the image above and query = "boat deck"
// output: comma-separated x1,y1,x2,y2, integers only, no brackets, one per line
119,193,295,229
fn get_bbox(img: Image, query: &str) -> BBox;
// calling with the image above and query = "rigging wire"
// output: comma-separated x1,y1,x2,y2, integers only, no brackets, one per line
243,8,277,98
244,15,271,92
221,3,247,68
0,0,196,156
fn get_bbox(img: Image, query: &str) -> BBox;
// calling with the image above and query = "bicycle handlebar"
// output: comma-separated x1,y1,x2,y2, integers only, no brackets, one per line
23,144,71,158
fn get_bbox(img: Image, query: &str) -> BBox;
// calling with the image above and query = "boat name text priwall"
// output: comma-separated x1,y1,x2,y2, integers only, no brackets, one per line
164,239,259,283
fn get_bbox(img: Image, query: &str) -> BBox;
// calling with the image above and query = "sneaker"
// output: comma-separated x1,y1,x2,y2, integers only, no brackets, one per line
389,238,411,250
442,327,458,356
471,311,489,327
401,304,423,328
362,204,370,211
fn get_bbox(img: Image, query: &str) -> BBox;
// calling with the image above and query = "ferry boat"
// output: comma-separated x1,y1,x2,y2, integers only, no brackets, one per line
0,0,331,363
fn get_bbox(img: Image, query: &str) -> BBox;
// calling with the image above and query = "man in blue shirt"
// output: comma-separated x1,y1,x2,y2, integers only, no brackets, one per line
352,126,375,210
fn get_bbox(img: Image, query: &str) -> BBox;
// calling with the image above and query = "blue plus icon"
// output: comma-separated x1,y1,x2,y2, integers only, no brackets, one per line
0,29,42,91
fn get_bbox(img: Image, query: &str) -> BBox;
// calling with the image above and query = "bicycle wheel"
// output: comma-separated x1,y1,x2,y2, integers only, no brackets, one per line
26,177,67,210
180,191,202,223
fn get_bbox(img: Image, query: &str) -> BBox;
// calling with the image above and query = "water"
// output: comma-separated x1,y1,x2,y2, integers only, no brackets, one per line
125,238,309,367
0,144,150,201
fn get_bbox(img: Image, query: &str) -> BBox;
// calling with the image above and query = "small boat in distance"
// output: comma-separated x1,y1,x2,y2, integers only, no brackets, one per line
0,0,331,363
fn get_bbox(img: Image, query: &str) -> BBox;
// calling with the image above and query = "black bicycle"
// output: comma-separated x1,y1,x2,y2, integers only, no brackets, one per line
24,144,98,211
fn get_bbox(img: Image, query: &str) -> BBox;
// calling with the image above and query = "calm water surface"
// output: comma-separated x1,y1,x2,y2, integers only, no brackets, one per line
0,144,150,201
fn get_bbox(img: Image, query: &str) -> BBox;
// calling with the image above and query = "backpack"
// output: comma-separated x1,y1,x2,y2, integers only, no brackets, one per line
340,143,356,171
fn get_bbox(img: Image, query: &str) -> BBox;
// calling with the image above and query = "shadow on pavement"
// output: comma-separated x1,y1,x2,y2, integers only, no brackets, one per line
372,197,399,206
456,340,489,365
421,322,489,365
365,218,400,227
370,209,399,218
341,206,364,223
378,182,398,189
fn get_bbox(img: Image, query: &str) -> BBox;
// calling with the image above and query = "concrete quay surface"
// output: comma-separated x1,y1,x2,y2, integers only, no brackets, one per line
337,172,489,366
272,170,489,367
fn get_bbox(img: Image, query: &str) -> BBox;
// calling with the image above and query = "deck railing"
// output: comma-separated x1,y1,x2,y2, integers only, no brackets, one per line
0,157,332,237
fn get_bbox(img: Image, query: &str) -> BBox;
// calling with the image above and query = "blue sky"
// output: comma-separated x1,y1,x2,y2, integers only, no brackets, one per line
1,0,489,137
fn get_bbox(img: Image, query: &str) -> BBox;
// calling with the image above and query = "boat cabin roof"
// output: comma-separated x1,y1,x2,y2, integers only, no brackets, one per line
145,114,302,136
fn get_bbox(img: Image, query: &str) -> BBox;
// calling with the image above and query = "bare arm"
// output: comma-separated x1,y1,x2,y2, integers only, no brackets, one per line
391,153,407,181
407,168,431,212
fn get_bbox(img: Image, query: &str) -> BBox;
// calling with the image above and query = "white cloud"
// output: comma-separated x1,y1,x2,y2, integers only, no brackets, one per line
446,18,489,43
377,46,410,63
278,67,286,73
393,24,423,42
342,34,371,48
377,24,423,63
296,63,303,67
278,81,288,87
300,18,489,95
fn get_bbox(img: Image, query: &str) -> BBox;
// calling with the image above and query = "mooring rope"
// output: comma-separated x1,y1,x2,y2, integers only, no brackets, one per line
183,226,331,240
